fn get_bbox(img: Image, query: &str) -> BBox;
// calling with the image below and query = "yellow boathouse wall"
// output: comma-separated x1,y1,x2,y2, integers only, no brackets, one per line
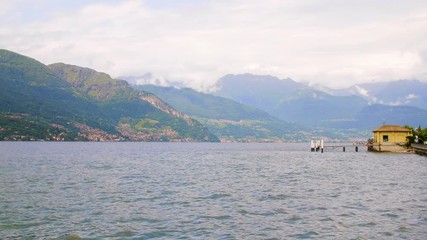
373,131,411,143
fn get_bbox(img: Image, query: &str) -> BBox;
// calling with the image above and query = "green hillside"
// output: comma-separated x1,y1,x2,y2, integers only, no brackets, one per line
0,49,113,134
135,85,306,142
49,63,139,102
139,85,274,121
0,49,218,142
49,63,218,141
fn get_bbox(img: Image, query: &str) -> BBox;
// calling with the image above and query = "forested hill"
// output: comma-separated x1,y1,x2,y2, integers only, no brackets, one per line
0,49,218,142
136,85,306,142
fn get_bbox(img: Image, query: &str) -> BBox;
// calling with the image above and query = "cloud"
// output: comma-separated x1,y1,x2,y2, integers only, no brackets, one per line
406,94,418,100
355,85,369,97
1,0,427,91
0,0,14,16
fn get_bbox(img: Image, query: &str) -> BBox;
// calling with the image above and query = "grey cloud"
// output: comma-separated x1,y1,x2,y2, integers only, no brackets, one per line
1,0,427,90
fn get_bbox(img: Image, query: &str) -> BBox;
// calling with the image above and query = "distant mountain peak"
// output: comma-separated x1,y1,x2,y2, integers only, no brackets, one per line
312,79,427,110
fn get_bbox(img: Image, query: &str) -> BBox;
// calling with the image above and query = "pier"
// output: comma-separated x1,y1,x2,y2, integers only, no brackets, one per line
311,140,366,153
411,144,427,156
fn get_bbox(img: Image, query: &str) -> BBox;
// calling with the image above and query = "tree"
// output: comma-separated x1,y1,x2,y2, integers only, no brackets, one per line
407,125,427,145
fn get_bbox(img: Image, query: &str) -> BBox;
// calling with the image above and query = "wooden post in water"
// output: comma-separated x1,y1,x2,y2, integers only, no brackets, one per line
343,146,346,152
321,139,324,153
355,146,358,152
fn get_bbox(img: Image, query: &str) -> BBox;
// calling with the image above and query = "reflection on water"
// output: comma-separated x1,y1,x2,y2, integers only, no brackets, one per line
0,142,426,239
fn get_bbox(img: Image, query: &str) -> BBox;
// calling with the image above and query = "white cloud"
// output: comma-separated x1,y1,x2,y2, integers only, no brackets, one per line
405,94,418,100
0,0,14,16
355,85,369,97
1,0,427,91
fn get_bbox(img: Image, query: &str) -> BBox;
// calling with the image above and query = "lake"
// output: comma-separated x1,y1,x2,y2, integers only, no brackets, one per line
0,142,426,239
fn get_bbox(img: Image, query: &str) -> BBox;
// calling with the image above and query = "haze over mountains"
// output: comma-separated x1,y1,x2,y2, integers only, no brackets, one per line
321,80,427,110
128,73,427,138
128,73,427,113
212,74,427,130
1,49,426,142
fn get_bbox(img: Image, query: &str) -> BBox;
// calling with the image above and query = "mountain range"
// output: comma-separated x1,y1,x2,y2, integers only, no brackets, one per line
212,74,427,131
320,80,427,110
0,49,218,142
1,49,426,142
127,73,427,139
126,72,427,133
135,85,306,142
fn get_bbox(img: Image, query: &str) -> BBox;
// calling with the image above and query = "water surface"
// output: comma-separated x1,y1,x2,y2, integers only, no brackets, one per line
0,142,426,239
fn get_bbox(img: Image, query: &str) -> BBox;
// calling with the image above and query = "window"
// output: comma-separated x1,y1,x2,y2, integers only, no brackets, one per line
383,135,389,142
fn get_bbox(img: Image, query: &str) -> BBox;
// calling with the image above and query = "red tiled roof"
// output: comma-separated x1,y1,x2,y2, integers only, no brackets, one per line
373,125,411,132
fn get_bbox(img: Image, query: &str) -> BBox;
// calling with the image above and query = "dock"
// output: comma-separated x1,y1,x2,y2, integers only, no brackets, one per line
311,140,365,153
411,144,427,156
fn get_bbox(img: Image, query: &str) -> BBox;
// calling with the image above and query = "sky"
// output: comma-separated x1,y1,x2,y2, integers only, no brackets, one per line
1,0,427,91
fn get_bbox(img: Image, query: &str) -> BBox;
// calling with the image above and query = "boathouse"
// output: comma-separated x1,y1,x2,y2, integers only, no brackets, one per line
370,125,412,152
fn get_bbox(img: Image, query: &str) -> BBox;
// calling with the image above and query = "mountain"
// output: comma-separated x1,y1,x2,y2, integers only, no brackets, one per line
324,80,427,110
213,73,427,134
214,74,368,128
354,104,427,130
0,49,218,141
0,49,110,140
134,85,306,142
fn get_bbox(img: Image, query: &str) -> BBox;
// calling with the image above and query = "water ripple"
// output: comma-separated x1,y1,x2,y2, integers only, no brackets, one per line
1,142,426,239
